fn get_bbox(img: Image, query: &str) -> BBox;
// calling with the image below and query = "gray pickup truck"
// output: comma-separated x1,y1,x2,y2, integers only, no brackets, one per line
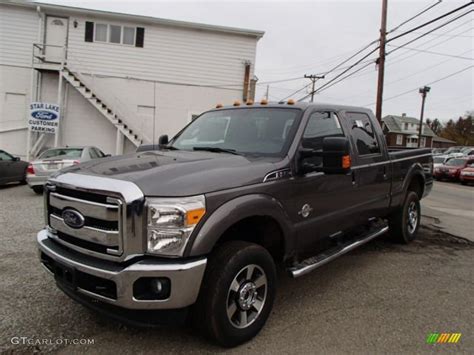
37,102,433,347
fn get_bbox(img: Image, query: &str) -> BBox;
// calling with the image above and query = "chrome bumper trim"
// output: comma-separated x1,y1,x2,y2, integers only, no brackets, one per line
38,230,207,309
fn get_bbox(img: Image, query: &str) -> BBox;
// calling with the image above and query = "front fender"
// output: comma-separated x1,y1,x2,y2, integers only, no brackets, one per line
186,194,295,258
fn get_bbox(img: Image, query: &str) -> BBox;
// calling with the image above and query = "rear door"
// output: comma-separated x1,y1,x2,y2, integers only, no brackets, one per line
344,111,391,221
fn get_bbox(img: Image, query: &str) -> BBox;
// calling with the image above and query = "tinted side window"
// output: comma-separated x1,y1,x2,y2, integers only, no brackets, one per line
347,112,380,155
302,112,344,166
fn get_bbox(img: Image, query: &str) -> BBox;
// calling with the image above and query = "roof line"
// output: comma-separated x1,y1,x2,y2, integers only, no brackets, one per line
4,0,265,38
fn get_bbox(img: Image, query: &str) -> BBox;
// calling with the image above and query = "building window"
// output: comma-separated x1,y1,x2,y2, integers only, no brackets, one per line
109,25,122,44
404,123,409,130
95,23,108,42
396,134,403,145
123,27,135,45
420,137,426,147
87,22,144,47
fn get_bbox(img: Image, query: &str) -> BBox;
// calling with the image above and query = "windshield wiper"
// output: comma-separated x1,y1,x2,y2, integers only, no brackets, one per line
193,147,241,155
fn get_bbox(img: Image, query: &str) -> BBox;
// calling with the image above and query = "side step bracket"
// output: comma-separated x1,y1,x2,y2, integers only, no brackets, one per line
289,225,389,278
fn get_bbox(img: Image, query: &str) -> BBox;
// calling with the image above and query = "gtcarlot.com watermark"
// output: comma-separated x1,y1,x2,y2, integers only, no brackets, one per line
11,337,95,346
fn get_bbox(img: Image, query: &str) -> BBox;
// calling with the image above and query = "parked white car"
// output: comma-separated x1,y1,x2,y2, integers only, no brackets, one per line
27,146,109,194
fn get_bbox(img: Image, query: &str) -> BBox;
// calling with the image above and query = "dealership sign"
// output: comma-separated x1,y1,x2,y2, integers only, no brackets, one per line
29,102,60,134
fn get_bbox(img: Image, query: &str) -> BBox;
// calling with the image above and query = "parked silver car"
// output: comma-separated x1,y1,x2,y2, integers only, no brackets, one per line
27,146,109,194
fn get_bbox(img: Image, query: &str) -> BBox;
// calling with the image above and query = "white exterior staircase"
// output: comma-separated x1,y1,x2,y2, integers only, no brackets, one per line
61,67,144,150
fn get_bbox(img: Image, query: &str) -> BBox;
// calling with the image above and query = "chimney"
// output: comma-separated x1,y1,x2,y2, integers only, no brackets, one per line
402,113,406,117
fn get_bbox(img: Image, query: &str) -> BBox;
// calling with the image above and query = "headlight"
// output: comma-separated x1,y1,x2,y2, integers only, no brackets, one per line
146,195,205,257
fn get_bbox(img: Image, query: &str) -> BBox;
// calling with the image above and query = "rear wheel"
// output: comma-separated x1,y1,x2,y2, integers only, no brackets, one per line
388,191,420,244
32,186,43,195
193,241,276,347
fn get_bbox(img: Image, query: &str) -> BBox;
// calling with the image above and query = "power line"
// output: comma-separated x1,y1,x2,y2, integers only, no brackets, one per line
278,83,312,101
409,29,474,38
387,9,474,55
308,12,474,96
387,44,474,60
388,0,443,33
387,2,473,43
362,65,473,106
315,61,376,94
298,47,380,101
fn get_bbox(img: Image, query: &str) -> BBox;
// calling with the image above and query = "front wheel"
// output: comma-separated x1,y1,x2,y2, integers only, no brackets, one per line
388,191,421,244
193,241,276,347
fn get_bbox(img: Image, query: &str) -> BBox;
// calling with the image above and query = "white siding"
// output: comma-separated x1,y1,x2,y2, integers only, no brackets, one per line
0,4,39,67
67,15,257,86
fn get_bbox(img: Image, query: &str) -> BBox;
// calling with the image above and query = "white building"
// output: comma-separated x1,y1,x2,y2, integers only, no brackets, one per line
0,0,263,158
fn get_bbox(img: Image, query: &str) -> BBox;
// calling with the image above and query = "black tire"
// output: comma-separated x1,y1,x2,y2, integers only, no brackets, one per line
388,191,421,244
193,241,276,347
32,186,43,195
461,181,467,186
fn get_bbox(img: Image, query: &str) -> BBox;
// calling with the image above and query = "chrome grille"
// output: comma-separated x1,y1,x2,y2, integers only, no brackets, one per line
46,188,124,257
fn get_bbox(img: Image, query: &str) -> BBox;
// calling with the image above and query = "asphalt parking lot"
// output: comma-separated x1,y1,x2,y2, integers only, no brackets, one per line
1,183,473,354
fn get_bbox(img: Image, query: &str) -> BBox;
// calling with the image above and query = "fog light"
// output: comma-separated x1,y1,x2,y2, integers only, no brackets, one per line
133,277,171,300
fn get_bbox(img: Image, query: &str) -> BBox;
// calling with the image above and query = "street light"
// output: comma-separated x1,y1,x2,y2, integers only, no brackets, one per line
417,86,431,148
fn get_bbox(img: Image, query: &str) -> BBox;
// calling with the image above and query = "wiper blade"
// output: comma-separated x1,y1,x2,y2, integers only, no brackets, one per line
193,146,240,155
163,145,179,150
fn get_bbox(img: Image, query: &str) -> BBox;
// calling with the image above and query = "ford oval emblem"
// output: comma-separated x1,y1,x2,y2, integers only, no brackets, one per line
31,110,58,121
62,209,85,229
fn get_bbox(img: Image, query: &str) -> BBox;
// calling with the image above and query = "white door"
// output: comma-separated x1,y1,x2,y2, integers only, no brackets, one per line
45,16,68,63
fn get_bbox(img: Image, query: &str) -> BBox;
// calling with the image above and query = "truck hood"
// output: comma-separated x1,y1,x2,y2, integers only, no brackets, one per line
59,150,279,196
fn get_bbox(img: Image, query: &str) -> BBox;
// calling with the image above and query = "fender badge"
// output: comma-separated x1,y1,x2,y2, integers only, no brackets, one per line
298,204,313,218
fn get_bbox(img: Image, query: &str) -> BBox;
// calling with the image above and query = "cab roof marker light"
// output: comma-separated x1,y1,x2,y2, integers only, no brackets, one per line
233,100,241,106
216,103,223,108
287,99,295,105
260,99,268,105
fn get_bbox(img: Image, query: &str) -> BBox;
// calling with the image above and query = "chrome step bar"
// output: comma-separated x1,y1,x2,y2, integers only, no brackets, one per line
289,226,389,278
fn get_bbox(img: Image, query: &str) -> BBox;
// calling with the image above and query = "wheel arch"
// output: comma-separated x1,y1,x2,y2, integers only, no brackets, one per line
186,194,295,261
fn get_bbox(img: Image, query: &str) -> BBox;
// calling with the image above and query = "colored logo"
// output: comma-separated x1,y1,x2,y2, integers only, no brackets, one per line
426,333,462,344
62,209,85,229
31,110,58,121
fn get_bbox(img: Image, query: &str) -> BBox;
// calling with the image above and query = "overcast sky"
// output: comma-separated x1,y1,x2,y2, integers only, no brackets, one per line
43,0,473,122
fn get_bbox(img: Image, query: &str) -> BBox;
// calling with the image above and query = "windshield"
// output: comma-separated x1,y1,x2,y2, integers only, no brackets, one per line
445,158,466,166
171,108,301,156
39,148,83,159
433,157,445,163
445,147,461,154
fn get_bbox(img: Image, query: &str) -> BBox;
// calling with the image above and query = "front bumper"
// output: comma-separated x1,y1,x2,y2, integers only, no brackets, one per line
27,174,49,187
37,230,207,310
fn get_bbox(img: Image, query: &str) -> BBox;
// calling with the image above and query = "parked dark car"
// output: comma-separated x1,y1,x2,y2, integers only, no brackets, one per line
434,157,474,181
0,149,28,185
37,102,433,347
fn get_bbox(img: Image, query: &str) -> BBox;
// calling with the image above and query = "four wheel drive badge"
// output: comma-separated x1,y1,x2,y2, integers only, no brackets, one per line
298,204,313,218
62,209,85,229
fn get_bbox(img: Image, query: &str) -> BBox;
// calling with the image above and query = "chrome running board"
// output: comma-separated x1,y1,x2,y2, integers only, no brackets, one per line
289,226,389,278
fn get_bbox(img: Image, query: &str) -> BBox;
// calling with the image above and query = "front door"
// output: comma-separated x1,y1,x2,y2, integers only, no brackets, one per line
291,111,360,255
45,16,68,63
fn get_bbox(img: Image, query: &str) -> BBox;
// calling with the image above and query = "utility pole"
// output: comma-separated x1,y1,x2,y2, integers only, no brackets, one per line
417,86,431,148
304,74,325,102
375,0,388,124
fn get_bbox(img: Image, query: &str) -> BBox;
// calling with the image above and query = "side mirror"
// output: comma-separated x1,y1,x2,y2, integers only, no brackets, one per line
104,154,112,157
13,157,20,161
158,135,169,146
321,137,351,174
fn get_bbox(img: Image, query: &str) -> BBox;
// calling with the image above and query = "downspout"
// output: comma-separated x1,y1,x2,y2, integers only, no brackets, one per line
26,5,43,160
